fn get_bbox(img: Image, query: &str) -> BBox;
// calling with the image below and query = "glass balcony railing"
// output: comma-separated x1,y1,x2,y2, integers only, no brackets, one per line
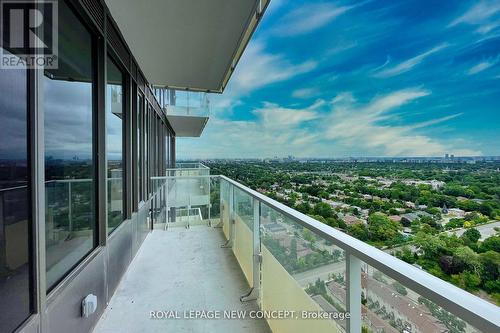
166,162,210,176
153,87,210,117
148,169,499,333
151,164,218,229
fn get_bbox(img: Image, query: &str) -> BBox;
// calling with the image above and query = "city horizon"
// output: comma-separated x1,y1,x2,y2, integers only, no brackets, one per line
177,154,500,161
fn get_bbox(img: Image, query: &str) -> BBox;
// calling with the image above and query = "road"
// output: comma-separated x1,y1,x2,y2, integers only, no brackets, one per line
292,261,345,287
446,220,500,240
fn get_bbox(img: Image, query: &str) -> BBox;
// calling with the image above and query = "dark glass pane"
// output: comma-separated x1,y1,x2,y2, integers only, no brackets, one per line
106,57,124,234
0,50,32,332
145,106,149,198
44,1,95,290
137,94,143,202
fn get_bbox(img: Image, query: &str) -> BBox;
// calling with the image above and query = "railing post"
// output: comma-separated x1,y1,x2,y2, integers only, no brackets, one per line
164,179,169,230
346,253,362,333
187,195,191,229
221,183,234,248
208,177,211,226
241,198,261,302
215,178,223,228
68,181,72,234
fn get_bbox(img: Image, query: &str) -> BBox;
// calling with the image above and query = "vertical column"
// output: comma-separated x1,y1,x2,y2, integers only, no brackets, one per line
346,253,362,333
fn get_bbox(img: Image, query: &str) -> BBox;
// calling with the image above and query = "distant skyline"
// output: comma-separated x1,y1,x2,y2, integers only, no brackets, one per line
178,0,500,159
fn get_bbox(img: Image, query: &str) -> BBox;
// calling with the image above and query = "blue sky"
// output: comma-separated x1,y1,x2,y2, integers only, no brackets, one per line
178,0,500,159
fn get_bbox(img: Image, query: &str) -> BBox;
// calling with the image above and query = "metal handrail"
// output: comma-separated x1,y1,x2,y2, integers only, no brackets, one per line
0,185,28,192
218,175,500,333
167,162,209,170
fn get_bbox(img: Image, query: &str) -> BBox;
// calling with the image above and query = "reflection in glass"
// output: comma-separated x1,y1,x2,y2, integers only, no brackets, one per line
106,57,124,234
0,50,32,332
44,1,95,290
234,188,253,228
137,94,143,203
260,202,346,331
361,265,478,333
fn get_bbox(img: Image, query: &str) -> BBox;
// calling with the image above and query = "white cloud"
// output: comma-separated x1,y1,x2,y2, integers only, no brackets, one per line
233,42,317,91
323,89,480,156
373,44,448,78
448,1,500,34
272,2,355,36
331,92,356,105
211,41,317,114
292,87,318,98
467,58,499,75
177,101,323,158
409,113,463,129
178,89,480,158
254,102,318,129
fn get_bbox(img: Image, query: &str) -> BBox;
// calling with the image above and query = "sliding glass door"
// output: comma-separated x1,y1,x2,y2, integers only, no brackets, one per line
0,48,32,333
43,0,97,291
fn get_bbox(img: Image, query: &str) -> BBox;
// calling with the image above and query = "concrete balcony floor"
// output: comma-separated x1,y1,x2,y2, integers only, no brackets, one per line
93,225,270,333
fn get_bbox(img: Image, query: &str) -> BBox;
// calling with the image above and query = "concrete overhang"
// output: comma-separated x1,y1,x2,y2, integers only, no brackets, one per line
104,0,270,93
166,115,209,137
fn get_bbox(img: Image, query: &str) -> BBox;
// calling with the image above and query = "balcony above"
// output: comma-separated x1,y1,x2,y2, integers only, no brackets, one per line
159,89,210,137
104,0,270,92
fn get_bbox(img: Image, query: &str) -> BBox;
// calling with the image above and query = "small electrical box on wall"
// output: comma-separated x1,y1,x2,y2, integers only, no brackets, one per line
82,294,98,318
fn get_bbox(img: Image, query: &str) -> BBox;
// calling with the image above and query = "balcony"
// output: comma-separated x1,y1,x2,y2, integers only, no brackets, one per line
92,166,499,333
154,88,209,137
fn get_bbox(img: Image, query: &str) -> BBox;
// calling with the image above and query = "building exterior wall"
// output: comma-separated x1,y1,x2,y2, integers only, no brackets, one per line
0,1,176,332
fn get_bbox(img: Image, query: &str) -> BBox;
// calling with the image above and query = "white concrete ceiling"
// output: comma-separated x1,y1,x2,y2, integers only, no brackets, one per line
105,0,268,92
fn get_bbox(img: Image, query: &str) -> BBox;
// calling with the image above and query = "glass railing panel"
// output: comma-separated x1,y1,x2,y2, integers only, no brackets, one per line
151,175,211,228
220,179,231,237
162,89,210,117
232,186,255,286
361,263,484,333
151,177,167,226
234,186,253,229
260,202,346,333
165,168,209,178
209,176,220,223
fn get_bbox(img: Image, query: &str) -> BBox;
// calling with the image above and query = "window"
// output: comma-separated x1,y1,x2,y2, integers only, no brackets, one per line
44,1,96,290
145,104,150,198
0,49,32,332
137,93,144,203
106,56,125,234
